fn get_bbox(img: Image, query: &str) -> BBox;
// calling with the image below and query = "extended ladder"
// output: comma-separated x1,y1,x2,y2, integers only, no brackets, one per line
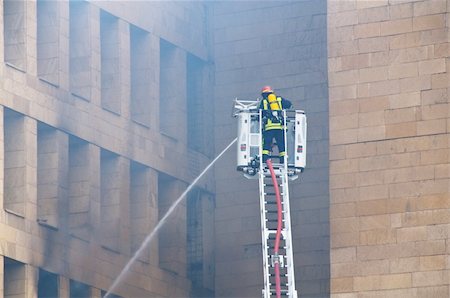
233,99,306,298
259,155,297,298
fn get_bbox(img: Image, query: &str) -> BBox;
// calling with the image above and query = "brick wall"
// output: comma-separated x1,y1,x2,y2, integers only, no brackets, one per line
328,0,450,296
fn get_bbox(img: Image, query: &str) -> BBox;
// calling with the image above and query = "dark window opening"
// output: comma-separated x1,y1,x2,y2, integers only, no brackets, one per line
3,0,26,70
70,280,90,298
37,0,60,85
100,10,121,114
38,269,58,298
4,258,26,298
130,25,151,126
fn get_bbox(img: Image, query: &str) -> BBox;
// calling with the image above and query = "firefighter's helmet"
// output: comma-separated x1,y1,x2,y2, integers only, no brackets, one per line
261,86,273,94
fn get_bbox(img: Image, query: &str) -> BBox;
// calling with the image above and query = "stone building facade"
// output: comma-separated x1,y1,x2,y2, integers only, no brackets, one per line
328,0,450,297
0,1,215,297
0,0,449,298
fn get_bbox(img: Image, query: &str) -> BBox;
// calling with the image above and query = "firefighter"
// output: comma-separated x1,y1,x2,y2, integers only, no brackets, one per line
259,86,292,164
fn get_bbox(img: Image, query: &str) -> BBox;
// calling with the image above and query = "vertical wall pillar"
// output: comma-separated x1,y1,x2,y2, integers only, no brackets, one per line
148,34,160,129
59,0,69,90
118,156,130,255
91,287,102,298
25,0,37,76
0,106,4,217
147,168,159,265
58,275,70,298
24,265,38,298
89,144,101,240
90,1,101,105
0,256,4,298
0,1,4,64
118,18,130,118
23,116,37,221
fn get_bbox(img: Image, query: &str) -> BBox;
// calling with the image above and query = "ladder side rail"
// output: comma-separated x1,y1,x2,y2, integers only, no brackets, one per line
280,171,298,298
282,110,289,173
259,173,271,298
259,108,263,170
258,109,271,298
281,110,297,297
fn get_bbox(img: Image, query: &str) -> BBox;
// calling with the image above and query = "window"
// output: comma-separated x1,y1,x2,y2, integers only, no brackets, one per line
100,150,122,251
70,280,90,298
68,136,91,240
3,0,26,70
160,39,185,139
100,10,121,113
37,122,68,229
130,25,151,126
37,0,60,85
4,258,26,298
130,161,153,262
4,109,26,215
158,173,187,273
38,269,58,298
69,0,91,100
187,189,215,296
187,54,213,156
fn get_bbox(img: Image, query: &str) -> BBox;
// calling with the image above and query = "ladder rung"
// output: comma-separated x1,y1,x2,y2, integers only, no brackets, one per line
260,160,294,296
266,229,287,233
269,289,290,293
264,192,277,195
264,201,277,204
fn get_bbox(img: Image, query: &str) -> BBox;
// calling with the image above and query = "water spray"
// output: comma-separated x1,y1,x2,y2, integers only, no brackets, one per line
104,137,237,297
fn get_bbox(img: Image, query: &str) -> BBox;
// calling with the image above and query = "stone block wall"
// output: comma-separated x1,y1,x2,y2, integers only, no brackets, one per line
0,0,448,297
328,0,450,296
212,1,330,297
0,0,215,297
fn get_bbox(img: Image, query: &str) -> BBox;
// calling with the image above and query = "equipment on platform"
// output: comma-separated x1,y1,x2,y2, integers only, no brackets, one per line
233,98,306,180
233,98,307,298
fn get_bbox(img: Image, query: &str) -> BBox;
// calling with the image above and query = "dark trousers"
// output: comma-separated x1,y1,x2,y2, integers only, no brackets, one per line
262,129,285,163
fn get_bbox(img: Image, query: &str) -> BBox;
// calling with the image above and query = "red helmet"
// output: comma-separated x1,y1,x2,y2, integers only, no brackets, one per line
261,85,273,94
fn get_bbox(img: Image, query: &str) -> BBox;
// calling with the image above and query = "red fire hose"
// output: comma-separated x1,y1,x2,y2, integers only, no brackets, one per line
266,159,282,298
